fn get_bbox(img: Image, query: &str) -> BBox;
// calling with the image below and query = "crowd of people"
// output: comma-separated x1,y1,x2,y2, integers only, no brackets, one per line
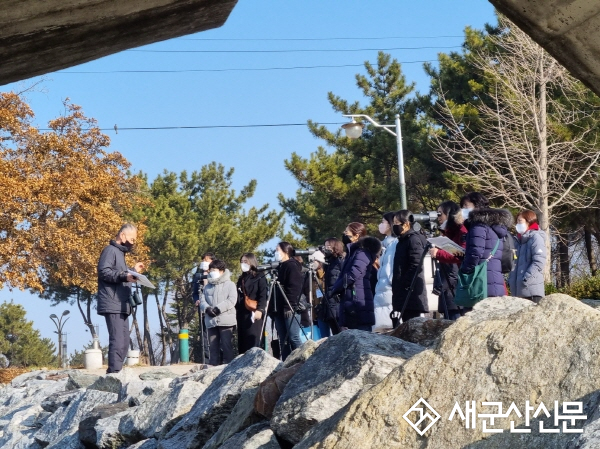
97,191,548,372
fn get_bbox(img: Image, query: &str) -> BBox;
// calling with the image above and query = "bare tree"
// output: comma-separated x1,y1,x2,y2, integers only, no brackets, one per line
432,16,600,281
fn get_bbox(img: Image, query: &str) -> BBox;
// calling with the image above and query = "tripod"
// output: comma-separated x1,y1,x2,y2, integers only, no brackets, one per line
193,280,209,364
390,241,450,327
259,269,308,356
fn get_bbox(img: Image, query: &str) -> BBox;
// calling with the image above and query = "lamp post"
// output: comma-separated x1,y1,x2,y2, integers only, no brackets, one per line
50,310,70,368
342,114,407,210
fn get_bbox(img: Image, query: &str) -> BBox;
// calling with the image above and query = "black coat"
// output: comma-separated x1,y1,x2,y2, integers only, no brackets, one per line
96,240,132,315
271,258,304,314
392,230,429,313
319,255,344,322
236,271,268,353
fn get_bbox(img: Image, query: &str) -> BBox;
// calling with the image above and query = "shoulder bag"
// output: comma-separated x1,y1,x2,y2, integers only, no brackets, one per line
455,238,500,307
242,278,258,312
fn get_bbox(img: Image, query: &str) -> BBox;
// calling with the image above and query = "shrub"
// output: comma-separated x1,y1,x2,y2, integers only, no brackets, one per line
561,275,600,300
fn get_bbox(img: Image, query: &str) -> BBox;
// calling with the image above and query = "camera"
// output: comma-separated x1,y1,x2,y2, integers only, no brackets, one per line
195,273,209,282
256,261,281,272
410,211,439,233
295,247,317,256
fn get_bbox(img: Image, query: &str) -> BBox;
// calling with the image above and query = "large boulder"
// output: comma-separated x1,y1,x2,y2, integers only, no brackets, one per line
202,387,263,449
254,363,303,419
34,389,118,446
270,330,424,444
119,379,208,443
169,366,225,389
282,339,322,368
295,294,600,449
388,316,453,348
41,390,82,413
219,422,280,449
0,404,43,449
66,373,101,391
158,348,280,449
78,402,131,448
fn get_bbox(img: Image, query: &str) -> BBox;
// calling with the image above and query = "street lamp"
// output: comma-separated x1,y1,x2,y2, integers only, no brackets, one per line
50,310,70,368
342,114,407,210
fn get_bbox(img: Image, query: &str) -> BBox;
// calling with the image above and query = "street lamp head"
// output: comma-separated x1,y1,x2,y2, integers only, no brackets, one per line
62,310,70,316
341,120,364,139
49,314,58,319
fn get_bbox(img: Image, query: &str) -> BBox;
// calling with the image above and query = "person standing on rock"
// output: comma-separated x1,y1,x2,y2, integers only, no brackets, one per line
330,222,382,331
97,223,144,374
201,259,238,365
460,192,513,302
236,253,268,353
318,238,345,337
508,210,546,303
429,201,468,320
373,211,397,331
391,211,430,323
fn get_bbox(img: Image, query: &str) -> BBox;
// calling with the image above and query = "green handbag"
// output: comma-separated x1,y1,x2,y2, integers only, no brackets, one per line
455,238,500,307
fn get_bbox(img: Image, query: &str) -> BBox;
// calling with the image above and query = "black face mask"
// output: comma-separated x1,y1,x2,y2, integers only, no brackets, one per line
342,234,352,245
322,248,333,258
393,224,403,236
122,240,134,249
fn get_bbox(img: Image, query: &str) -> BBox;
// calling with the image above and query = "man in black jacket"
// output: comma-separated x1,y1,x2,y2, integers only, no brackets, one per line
97,223,144,374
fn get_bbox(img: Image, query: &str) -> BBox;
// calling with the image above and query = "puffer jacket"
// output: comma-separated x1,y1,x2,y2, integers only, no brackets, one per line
373,236,396,330
201,269,237,328
97,240,132,315
331,236,382,327
508,229,547,298
461,208,514,298
391,230,429,313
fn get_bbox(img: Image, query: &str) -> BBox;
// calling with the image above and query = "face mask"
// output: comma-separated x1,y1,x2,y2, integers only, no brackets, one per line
378,222,389,235
200,261,210,271
440,220,448,231
392,224,403,236
461,208,473,221
322,248,333,258
209,271,221,279
342,234,352,245
240,263,250,272
274,251,283,262
516,223,528,234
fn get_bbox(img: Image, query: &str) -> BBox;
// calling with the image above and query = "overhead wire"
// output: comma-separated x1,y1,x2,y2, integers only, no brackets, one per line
128,45,462,54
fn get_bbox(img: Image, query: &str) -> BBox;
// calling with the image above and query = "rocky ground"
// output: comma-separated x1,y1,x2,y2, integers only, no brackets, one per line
1,294,600,449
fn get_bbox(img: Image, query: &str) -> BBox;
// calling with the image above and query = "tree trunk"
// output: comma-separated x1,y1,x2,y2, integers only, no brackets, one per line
155,291,167,366
142,293,155,365
584,226,598,276
557,233,570,288
538,56,551,283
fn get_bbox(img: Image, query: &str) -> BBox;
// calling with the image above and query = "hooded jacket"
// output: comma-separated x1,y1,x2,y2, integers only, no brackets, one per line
373,235,396,329
508,227,547,298
331,236,382,327
97,240,132,315
391,230,430,313
461,208,514,298
201,269,237,328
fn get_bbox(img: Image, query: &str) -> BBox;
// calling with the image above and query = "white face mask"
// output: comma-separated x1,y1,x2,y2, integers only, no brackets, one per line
240,263,250,272
200,261,210,271
274,250,283,262
516,223,528,234
378,222,389,235
440,220,448,231
209,270,221,279
461,208,473,221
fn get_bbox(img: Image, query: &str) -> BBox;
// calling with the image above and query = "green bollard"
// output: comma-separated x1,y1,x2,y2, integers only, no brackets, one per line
179,328,189,363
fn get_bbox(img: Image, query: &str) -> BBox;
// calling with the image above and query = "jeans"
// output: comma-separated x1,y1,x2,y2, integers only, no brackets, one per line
445,311,462,321
273,313,303,361
104,313,130,373
207,326,234,366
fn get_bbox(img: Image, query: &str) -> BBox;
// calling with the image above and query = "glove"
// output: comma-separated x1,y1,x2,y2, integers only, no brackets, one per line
205,307,216,317
213,307,221,316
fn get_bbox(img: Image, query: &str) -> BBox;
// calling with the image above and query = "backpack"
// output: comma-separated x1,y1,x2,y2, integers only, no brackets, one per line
501,234,516,274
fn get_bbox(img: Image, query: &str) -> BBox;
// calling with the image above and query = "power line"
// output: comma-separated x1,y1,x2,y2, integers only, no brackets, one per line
39,122,345,132
181,35,464,42
128,45,461,54
57,60,436,74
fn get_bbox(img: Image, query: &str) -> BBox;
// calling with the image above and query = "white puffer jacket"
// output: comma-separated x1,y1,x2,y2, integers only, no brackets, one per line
372,235,396,331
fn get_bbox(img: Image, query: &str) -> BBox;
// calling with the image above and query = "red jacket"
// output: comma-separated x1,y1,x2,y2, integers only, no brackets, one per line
436,224,468,265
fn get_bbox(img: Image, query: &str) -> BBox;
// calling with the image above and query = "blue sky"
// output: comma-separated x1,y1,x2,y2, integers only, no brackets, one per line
2,0,496,357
